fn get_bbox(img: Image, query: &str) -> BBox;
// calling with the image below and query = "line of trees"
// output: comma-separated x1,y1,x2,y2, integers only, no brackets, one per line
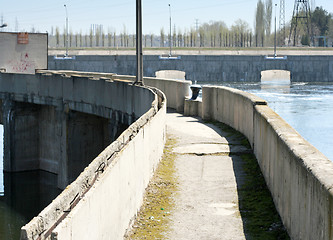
47,1,333,49
49,19,255,49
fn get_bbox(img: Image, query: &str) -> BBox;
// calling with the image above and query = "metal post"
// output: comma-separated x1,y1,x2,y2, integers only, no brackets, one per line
64,5,69,57
169,3,172,57
134,0,143,85
274,4,277,57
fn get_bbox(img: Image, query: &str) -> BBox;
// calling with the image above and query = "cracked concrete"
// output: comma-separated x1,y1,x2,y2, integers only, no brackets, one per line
166,111,249,240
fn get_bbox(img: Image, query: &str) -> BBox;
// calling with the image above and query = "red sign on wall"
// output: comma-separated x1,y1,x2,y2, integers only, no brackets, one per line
17,32,29,44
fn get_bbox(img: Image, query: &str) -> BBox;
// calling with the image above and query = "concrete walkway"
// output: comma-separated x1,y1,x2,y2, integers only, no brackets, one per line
166,111,250,240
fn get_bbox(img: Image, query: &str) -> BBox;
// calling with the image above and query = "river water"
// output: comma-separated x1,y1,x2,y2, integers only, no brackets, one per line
199,80,333,161
0,127,61,239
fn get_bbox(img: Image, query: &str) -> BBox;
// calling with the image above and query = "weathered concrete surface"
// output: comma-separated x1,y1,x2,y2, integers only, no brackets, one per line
48,90,166,240
155,70,185,80
193,85,333,240
48,51,333,82
0,71,157,189
20,77,167,240
0,32,47,74
166,112,248,240
111,74,192,112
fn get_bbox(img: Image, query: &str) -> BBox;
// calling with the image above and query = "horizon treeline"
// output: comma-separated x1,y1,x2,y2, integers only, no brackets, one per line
45,1,333,49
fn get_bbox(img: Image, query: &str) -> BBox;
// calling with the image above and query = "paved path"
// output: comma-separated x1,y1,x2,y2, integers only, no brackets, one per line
166,111,250,240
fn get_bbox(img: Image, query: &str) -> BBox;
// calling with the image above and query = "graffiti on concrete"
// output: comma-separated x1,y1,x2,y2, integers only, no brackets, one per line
8,52,36,74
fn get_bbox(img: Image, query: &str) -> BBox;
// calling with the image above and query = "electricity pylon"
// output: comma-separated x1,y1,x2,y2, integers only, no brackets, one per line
288,0,312,46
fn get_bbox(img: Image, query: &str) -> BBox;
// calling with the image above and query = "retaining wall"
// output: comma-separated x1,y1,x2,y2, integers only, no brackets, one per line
193,86,333,240
18,72,167,239
49,55,333,82
112,75,191,112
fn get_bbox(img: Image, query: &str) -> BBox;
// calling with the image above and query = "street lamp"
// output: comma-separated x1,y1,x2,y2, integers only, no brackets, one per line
274,3,277,57
169,3,172,57
134,0,143,85
64,4,69,57
0,23,7,28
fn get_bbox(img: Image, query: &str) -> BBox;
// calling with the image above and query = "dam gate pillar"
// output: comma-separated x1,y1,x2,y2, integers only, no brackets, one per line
1,99,126,189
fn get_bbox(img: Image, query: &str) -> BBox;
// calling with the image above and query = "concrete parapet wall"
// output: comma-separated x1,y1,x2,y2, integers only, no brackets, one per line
18,72,166,239
144,77,191,112
195,85,333,239
112,74,191,112
253,105,333,240
52,97,166,240
0,71,153,120
201,86,266,147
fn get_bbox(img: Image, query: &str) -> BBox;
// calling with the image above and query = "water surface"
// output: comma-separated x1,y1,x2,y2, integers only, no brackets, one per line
0,124,61,239
199,81,333,161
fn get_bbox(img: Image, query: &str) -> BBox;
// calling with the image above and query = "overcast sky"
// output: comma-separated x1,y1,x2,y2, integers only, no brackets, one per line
1,0,333,34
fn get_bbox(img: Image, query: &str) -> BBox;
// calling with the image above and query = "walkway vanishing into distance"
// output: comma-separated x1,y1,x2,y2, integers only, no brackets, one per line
127,110,289,239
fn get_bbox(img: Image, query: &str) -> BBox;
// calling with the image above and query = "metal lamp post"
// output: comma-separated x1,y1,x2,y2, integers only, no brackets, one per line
169,3,172,57
274,3,277,57
64,4,69,57
134,0,143,85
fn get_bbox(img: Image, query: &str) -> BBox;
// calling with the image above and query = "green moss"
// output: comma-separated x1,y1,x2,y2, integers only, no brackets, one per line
210,120,290,240
239,153,290,240
125,136,178,240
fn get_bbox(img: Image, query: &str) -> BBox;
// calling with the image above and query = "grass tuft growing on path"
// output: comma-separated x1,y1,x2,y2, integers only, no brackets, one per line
124,136,178,240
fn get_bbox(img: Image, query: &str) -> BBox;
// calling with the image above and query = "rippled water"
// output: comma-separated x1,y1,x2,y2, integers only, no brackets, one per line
199,81,333,161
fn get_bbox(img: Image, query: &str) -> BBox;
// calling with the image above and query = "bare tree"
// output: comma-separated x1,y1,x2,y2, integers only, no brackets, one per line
55,27,60,47
232,19,251,47
89,29,93,47
108,30,111,47
264,0,273,44
160,28,165,47
69,30,73,47
75,33,78,47
255,0,265,46
96,28,100,47
150,34,154,47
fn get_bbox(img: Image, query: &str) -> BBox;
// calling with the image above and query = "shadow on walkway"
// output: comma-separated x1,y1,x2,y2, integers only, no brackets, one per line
168,108,289,239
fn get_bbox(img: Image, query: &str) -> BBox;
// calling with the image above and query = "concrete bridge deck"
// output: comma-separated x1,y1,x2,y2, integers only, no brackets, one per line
126,111,289,239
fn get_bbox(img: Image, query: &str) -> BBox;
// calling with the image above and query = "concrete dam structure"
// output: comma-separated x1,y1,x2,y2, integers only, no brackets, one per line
1,66,333,239
0,70,169,239
49,54,333,82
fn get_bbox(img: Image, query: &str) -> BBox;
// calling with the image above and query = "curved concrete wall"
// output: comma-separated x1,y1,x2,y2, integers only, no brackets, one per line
0,71,167,239
0,71,153,121
111,74,192,112
199,86,333,240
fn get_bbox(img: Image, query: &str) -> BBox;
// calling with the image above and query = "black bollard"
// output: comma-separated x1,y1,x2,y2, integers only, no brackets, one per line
190,84,202,100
